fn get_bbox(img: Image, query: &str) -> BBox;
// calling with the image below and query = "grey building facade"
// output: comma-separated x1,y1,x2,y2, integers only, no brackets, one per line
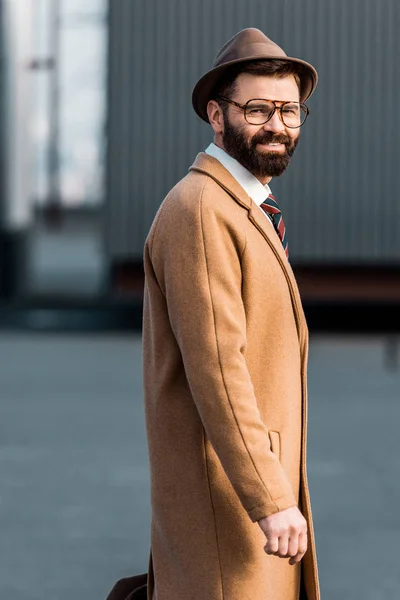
105,0,400,265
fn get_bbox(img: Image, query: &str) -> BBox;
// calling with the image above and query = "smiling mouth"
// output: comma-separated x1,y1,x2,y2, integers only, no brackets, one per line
258,142,286,150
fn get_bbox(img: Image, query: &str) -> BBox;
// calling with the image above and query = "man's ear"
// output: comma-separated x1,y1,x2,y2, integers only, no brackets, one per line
207,100,224,135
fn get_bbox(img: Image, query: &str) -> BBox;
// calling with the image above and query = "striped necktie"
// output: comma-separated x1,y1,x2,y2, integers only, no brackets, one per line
260,193,289,259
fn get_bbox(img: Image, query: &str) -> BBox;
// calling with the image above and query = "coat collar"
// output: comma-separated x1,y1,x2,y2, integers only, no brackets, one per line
189,152,307,346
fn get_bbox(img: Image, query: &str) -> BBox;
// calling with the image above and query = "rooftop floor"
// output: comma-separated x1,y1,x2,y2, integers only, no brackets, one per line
0,333,398,599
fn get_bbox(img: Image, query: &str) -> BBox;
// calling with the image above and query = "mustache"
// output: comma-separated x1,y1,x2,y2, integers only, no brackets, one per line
251,132,291,146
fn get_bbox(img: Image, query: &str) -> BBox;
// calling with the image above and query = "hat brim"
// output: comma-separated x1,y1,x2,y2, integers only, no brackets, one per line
192,56,318,123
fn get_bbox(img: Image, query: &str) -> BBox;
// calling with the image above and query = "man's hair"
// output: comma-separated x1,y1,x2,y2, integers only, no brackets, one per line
211,59,305,104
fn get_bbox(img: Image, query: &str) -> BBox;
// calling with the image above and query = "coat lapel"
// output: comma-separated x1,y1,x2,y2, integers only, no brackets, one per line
189,152,307,347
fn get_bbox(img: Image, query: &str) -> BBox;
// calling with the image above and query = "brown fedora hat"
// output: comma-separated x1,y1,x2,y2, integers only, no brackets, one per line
192,28,318,123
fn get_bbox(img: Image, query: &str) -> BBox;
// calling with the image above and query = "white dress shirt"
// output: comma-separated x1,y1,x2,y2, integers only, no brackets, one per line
205,142,274,228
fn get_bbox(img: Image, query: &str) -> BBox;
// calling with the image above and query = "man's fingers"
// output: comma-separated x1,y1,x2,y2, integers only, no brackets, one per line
277,535,289,558
264,535,279,555
265,530,308,563
287,535,299,558
288,551,305,565
288,531,308,565
259,508,308,561
264,535,292,558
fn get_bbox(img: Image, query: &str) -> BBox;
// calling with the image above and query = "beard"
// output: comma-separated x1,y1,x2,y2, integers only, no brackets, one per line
222,114,300,178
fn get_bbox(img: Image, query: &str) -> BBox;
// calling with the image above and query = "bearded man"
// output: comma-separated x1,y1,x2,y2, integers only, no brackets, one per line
142,28,320,600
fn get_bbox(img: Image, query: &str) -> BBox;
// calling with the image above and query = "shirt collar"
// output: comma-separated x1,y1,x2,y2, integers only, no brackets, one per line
205,142,272,206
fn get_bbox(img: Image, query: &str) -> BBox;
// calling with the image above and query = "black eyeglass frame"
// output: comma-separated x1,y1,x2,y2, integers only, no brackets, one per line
216,95,310,128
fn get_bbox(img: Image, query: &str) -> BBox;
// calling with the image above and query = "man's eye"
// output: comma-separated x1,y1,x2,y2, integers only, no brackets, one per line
283,106,300,114
248,108,268,115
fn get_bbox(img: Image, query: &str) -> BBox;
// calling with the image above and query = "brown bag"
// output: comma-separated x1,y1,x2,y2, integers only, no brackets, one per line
106,573,148,600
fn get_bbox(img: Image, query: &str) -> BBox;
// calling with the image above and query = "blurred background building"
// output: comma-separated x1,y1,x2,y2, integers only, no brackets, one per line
107,0,399,265
105,0,400,328
0,0,399,331
0,0,399,330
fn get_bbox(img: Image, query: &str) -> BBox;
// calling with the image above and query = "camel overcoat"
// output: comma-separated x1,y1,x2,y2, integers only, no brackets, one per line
142,153,320,600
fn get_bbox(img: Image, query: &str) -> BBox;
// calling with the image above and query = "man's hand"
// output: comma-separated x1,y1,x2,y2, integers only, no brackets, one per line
258,506,308,565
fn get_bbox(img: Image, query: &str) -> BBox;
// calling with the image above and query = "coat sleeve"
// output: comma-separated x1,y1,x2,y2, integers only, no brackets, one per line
146,179,298,521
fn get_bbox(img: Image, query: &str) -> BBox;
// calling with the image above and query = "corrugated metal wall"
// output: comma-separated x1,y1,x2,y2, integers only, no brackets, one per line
105,0,400,263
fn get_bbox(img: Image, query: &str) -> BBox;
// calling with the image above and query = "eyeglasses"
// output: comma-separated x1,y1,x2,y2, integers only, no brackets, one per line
216,96,309,128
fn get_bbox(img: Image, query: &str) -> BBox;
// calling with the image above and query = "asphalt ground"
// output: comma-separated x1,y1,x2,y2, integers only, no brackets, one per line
0,333,399,600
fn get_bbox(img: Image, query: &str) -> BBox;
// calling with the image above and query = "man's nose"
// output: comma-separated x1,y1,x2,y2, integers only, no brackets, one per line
262,110,286,133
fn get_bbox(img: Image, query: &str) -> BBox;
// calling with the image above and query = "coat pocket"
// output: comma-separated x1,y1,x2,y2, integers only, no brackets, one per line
268,430,281,461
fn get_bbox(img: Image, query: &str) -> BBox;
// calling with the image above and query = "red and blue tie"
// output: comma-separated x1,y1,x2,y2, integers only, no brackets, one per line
260,193,289,259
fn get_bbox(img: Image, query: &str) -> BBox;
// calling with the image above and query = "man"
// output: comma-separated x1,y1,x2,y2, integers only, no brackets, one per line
142,28,320,600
